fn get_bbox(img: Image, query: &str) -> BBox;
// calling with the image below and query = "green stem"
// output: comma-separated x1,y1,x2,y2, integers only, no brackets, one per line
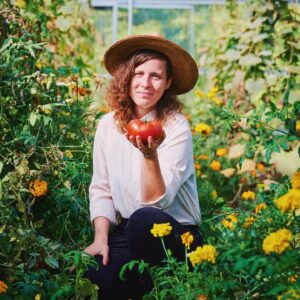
160,238,171,261
203,210,257,223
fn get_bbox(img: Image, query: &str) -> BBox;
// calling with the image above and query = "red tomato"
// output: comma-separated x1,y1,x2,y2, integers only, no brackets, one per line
127,119,163,144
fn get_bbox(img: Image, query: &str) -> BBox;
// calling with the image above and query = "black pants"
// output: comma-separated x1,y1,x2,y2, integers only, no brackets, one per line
84,207,203,300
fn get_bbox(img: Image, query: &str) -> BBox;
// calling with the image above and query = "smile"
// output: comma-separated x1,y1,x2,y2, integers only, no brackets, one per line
138,92,153,96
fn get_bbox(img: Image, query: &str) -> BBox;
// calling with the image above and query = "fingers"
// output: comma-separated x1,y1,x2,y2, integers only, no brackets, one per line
102,246,109,266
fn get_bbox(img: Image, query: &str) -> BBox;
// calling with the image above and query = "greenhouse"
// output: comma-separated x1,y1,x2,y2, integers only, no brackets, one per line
0,0,300,299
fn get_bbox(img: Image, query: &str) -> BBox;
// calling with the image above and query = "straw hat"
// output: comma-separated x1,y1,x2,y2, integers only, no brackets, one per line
103,34,199,95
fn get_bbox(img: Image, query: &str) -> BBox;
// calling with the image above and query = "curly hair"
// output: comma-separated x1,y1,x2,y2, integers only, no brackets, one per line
106,50,183,133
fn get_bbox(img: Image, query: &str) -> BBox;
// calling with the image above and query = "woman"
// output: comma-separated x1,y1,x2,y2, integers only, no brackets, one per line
84,34,202,300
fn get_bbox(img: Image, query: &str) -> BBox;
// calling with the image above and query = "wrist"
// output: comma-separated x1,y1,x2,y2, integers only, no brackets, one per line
143,151,158,159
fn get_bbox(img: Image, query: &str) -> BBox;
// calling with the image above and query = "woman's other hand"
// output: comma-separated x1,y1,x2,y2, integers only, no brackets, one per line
84,238,109,266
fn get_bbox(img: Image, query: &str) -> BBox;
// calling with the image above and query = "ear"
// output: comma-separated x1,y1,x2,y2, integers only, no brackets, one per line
165,78,172,90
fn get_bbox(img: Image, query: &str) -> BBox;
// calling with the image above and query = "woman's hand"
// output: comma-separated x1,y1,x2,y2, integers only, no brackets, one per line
126,130,166,158
84,238,109,266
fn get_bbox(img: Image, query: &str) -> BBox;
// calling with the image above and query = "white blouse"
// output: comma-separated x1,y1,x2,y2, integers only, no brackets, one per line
89,110,201,226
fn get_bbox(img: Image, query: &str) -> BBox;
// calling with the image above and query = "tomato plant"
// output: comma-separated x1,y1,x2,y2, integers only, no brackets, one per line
127,119,163,144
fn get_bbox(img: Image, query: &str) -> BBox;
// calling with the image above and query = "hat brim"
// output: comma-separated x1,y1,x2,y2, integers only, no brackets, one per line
103,35,198,95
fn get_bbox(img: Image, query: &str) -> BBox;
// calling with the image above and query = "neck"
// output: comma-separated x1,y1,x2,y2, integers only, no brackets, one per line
135,107,155,119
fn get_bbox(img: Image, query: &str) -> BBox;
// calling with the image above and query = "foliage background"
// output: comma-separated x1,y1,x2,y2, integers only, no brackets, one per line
0,0,299,299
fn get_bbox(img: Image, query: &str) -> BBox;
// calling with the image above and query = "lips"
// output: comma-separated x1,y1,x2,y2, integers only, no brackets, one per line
138,91,153,96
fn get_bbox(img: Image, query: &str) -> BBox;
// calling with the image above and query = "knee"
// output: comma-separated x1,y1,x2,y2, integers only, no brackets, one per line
128,207,167,230
127,207,170,241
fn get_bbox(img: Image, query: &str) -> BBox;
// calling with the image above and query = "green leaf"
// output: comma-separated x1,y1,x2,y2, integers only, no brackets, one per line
17,197,26,213
45,257,59,269
279,142,289,150
283,81,292,107
29,112,38,126
27,46,35,58
265,148,272,163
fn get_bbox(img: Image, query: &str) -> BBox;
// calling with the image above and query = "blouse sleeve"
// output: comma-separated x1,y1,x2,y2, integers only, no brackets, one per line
141,115,194,209
89,120,117,224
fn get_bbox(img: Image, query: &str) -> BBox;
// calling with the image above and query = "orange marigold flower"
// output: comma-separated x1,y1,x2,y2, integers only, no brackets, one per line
256,163,265,173
195,162,201,170
210,160,221,171
29,179,48,197
0,281,8,294
255,203,267,214
198,295,207,300
199,154,209,160
216,148,227,157
242,191,256,201
291,172,300,189
288,275,299,283
181,232,194,249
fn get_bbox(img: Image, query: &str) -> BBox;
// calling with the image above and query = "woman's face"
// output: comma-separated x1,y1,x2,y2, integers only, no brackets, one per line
129,58,171,118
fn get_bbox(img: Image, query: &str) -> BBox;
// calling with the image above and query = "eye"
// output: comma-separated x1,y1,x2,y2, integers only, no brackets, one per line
134,71,143,77
152,74,161,79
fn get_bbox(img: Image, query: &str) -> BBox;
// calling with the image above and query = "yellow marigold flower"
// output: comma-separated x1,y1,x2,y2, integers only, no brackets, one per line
222,214,238,231
59,124,66,129
181,232,194,249
255,203,267,214
296,120,300,131
35,294,41,300
65,150,73,159
82,77,91,83
291,172,300,189
211,96,223,106
262,228,292,255
199,154,209,160
195,89,205,98
274,189,300,213
243,217,255,229
0,281,8,293
210,160,221,171
188,245,217,267
194,123,212,136
150,223,172,238
277,289,300,300
29,179,48,197
207,87,218,98
242,191,256,201
216,148,227,157
211,190,218,199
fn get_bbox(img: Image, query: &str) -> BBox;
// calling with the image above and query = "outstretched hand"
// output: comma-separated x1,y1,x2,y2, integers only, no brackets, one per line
125,130,166,158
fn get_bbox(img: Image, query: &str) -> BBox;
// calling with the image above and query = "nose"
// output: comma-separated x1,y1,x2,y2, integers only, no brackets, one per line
140,75,151,88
